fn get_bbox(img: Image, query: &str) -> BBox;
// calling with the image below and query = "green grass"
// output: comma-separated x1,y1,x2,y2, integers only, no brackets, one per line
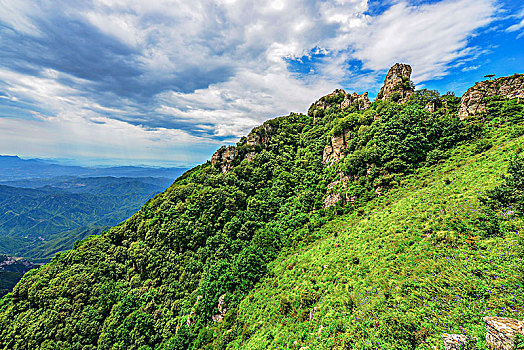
207,125,524,349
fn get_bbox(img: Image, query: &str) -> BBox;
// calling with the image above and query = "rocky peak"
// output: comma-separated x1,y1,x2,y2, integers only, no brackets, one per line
308,89,371,120
376,63,414,103
458,74,524,119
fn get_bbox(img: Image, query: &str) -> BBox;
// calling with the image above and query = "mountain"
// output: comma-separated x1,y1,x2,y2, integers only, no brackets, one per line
0,156,188,181
0,65,523,349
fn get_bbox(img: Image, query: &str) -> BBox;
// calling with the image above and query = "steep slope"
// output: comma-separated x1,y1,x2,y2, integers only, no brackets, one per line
206,121,524,349
0,65,523,350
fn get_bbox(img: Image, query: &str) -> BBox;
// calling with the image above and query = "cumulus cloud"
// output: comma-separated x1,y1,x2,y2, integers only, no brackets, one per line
0,0,504,165
343,0,497,82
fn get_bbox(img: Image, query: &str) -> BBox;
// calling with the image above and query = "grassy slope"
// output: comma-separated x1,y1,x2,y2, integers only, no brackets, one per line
208,124,524,349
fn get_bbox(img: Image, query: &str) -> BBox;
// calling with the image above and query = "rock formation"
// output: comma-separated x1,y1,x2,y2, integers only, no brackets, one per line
376,63,414,103
458,74,524,119
245,123,273,161
211,146,238,173
308,89,370,120
211,294,227,322
323,173,352,208
210,122,274,173
323,131,349,165
442,334,477,350
483,316,524,350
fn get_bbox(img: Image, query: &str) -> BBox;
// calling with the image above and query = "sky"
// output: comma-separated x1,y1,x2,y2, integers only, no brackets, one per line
0,0,522,167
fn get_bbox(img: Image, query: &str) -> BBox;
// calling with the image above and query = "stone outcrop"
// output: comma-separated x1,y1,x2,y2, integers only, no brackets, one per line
210,122,274,173
484,316,524,349
323,131,349,165
458,74,524,119
324,173,352,208
211,294,227,323
308,89,370,120
376,63,414,103
211,146,238,173
245,123,273,161
442,334,477,349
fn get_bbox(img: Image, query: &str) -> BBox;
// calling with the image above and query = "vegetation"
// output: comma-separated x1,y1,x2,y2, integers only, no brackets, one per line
0,87,523,349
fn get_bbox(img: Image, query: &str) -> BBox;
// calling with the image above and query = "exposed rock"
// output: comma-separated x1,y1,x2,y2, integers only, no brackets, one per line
426,101,436,113
211,294,227,323
211,122,275,173
442,334,477,349
484,316,524,349
186,311,195,326
458,74,524,119
323,131,349,165
245,123,273,161
308,89,370,120
246,123,273,147
211,146,238,174
376,63,414,103
324,173,351,208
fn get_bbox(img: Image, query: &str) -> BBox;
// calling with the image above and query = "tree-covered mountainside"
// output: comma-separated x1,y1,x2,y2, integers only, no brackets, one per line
0,66,523,349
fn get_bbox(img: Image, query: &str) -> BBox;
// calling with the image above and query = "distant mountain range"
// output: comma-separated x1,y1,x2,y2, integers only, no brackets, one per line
0,155,188,181
0,155,188,295
0,155,189,262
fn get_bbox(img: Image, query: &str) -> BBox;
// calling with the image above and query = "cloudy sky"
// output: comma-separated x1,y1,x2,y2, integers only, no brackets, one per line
0,0,522,167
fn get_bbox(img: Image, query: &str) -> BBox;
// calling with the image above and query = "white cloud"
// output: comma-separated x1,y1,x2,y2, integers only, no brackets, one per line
0,109,217,166
506,7,524,37
0,0,40,35
0,0,502,165
343,0,497,82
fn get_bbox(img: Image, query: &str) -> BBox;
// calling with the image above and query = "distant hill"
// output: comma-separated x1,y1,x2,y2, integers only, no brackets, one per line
0,177,174,259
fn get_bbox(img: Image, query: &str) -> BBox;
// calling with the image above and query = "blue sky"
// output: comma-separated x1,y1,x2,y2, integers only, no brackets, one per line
0,0,522,167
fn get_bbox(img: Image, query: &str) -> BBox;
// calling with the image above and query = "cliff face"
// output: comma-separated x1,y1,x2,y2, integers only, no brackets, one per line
376,63,414,103
458,74,524,119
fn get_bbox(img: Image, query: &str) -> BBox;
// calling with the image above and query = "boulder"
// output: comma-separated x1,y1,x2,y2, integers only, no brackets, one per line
442,333,477,349
484,316,524,350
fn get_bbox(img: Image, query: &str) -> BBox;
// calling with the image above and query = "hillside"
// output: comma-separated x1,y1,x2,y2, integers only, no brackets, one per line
0,65,523,349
